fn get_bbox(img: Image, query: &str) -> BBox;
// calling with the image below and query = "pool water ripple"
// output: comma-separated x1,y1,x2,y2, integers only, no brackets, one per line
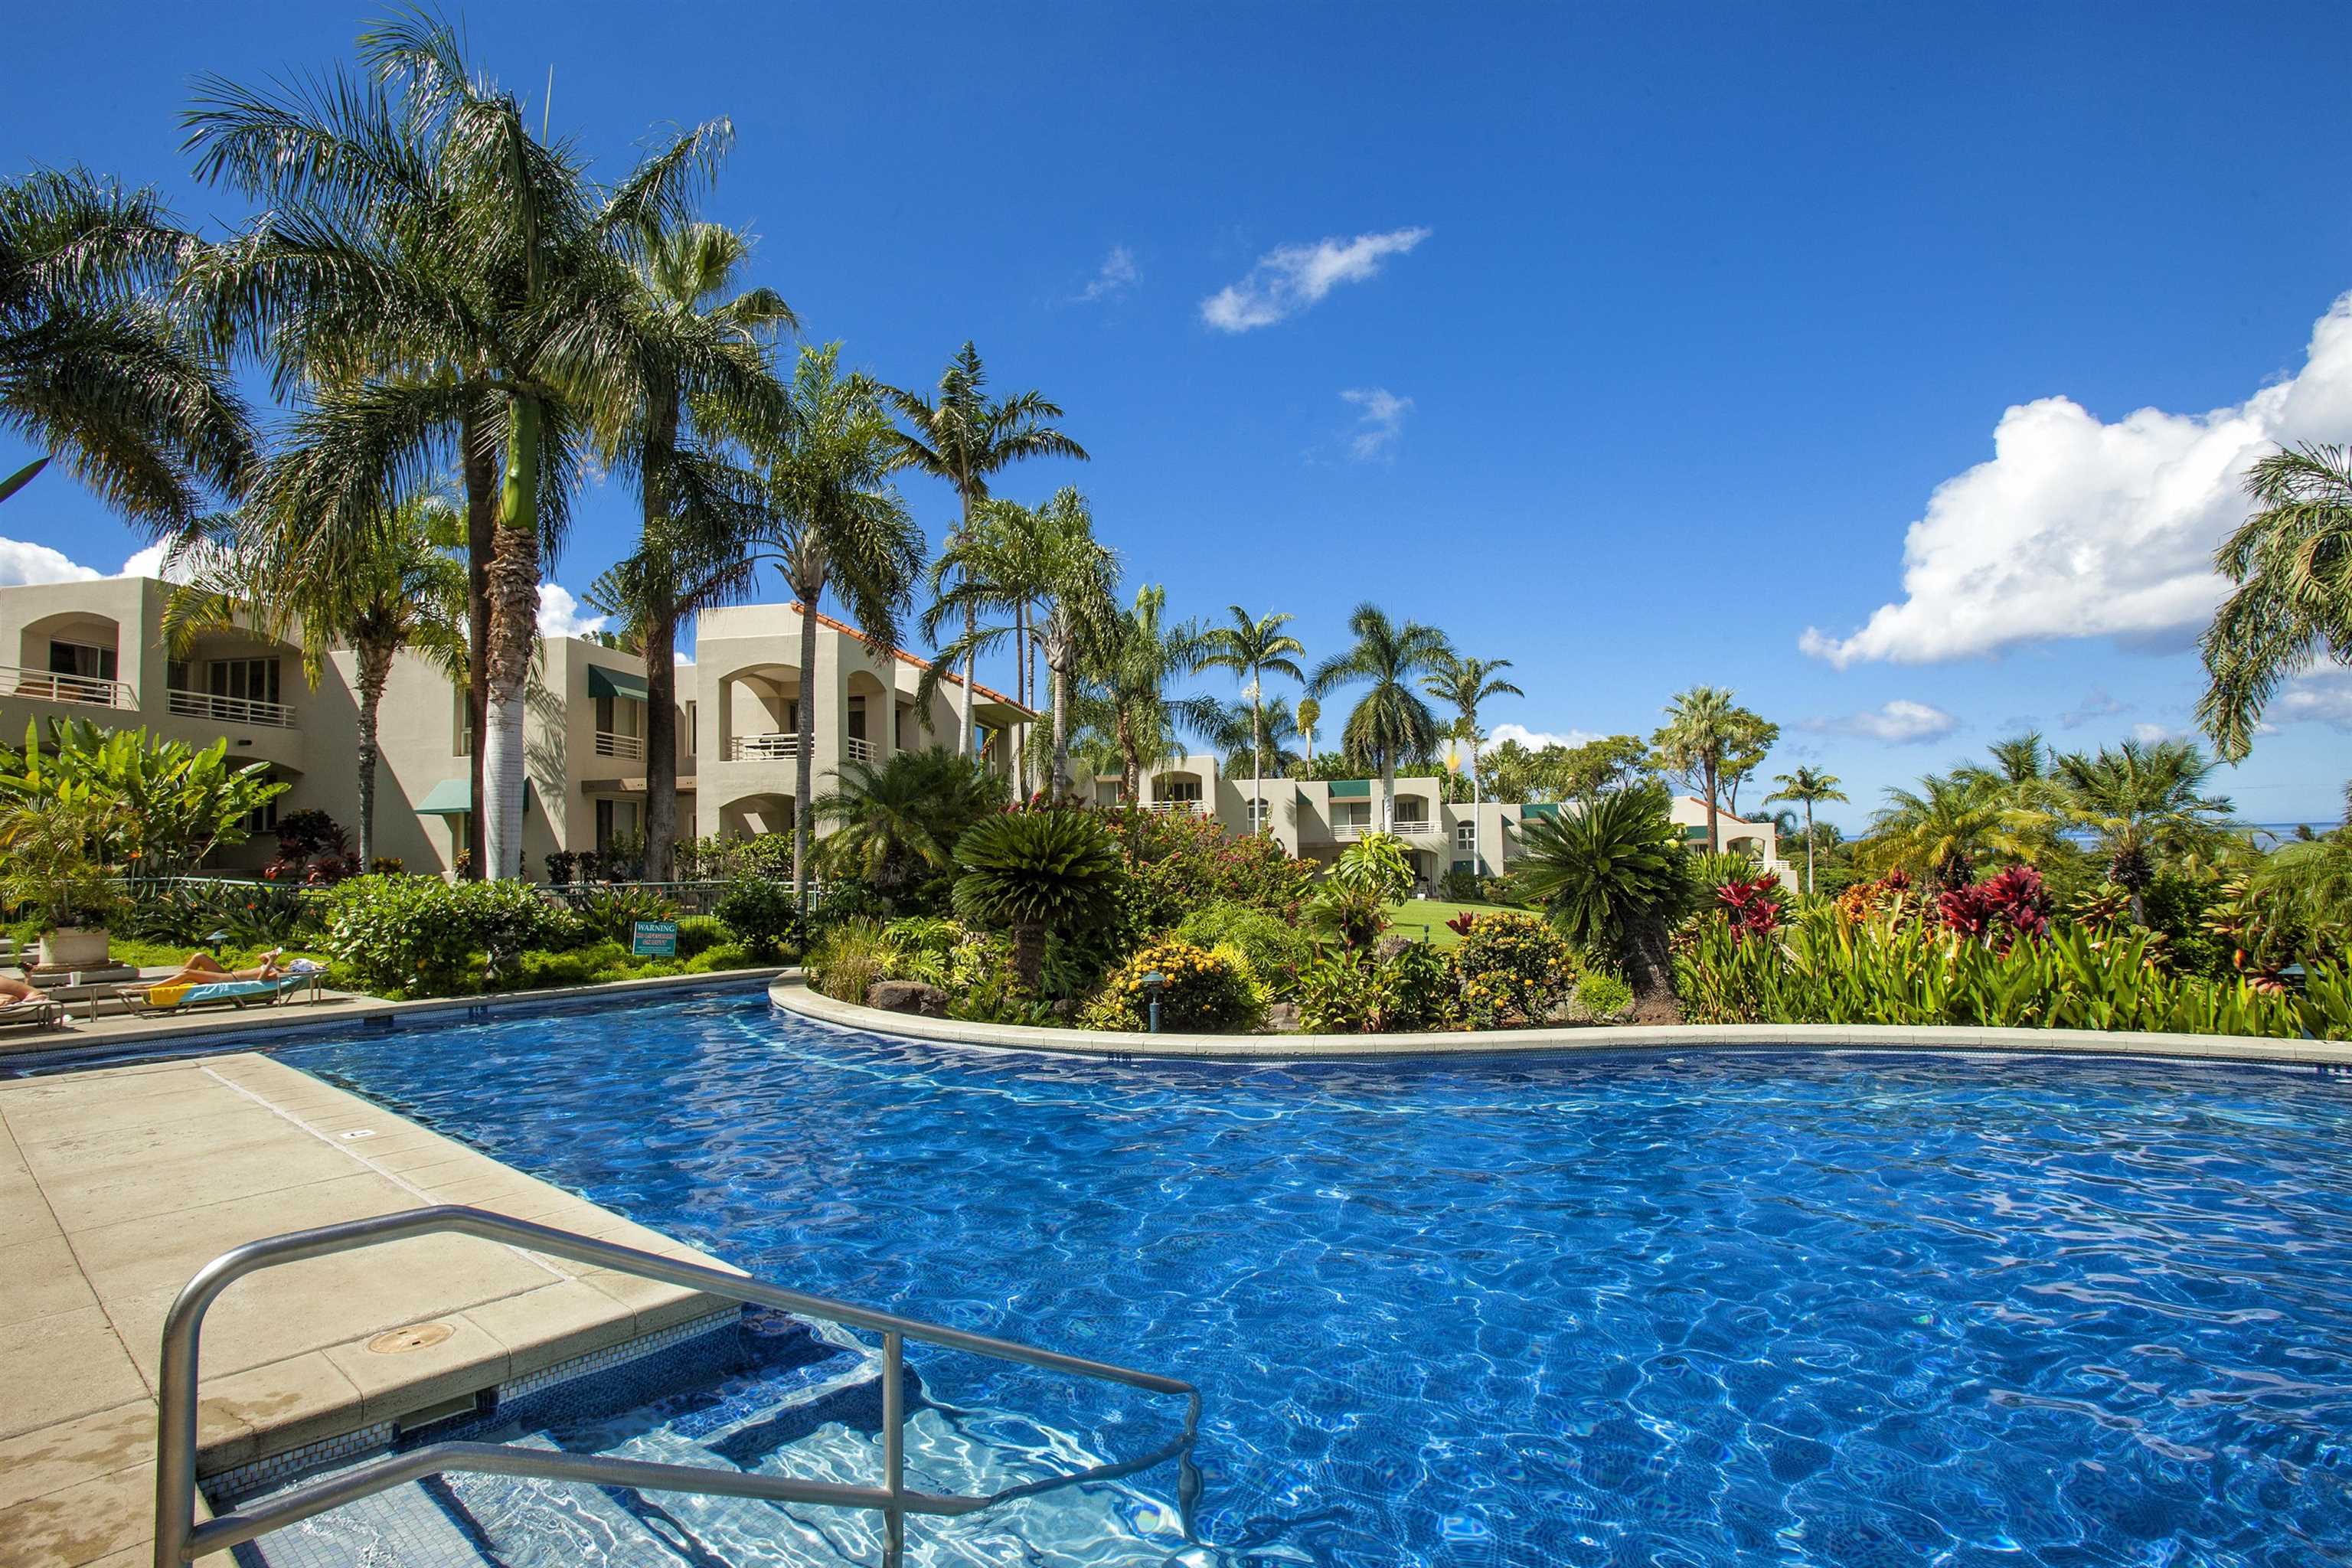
283,994,2352,1567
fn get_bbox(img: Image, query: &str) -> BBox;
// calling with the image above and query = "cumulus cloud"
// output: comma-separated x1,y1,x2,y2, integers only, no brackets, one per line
1341,387,1413,460
2265,665,2352,731
0,535,102,586
2129,722,2188,744
1075,245,1138,303
1486,722,1604,752
116,541,212,584
1801,292,2352,668
2059,688,2131,729
1800,700,1959,743
536,583,607,639
1200,226,1429,332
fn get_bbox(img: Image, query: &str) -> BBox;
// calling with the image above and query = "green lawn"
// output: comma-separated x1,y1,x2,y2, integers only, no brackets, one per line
1380,899,1510,949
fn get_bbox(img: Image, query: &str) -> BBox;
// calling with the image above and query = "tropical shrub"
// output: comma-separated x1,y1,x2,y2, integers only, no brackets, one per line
124,878,318,948
1296,943,1462,1034
0,789,123,932
563,885,681,945
544,851,579,886
1439,867,1485,903
714,876,800,961
1174,901,1318,997
1834,867,1926,926
1514,785,1693,1000
1454,910,1576,1027
815,751,1007,910
1574,969,1635,1023
1715,874,1787,942
1305,879,1389,951
1935,865,2052,951
264,809,360,885
1109,807,1319,936
320,875,567,995
675,915,727,959
952,808,1127,991
0,718,286,877
1083,938,1258,1032
805,918,900,1004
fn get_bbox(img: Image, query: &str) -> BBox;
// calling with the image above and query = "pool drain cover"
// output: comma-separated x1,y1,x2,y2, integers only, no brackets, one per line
367,1322,456,1354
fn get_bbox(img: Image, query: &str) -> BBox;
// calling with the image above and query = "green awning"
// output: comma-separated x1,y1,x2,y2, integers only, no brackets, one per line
1521,802,1561,821
1328,779,1371,799
587,665,649,702
413,778,534,816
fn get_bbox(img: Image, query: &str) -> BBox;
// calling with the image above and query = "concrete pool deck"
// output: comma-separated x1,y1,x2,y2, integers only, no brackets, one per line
0,1054,740,1568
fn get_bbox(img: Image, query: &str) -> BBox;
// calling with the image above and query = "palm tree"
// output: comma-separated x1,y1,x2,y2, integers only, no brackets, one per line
752,344,925,907
1200,606,1306,833
1424,652,1522,866
1295,695,1321,769
596,219,793,880
1306,604,1452,830
950,808,1124,991
1763,766,1847,895
812,749,1004,905
887,342,1087,757
923,488,1119,800
2053,738,2234,920
181,13,751,877
1651,686,1746,852
162,488,466,866
2200,443,2352,761
1515,784,1692,1006
1,168,253,526
1093,585,1220,802
1865,773,2038,893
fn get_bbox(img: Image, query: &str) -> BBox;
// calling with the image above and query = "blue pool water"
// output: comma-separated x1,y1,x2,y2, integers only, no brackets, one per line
278,990,2352,1566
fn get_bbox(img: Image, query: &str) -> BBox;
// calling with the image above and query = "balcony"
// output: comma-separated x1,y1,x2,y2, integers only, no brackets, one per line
1334,818,1439,839
1147,799,1202,816
844,735,874,765
166,688,297,729
727,733,798,762
594,730,643,760
5,665,137,710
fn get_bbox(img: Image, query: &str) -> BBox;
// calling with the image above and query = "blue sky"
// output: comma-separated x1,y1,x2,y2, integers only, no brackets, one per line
7,2,2351,828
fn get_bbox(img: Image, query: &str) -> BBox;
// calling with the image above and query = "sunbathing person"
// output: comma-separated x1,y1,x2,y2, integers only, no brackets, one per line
1,975,51,1005
150,949,291,987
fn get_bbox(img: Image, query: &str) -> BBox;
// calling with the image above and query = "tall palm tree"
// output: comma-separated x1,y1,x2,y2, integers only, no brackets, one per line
1200,606,1306,833
2200,443,2352,761
752,345,924,907
1424,652,1522,863
2053,738,2235,920
1307,604,1452,831
1,168,253,527
1295,695,1321,769
887,342,1087,757
1865,773,2038,893
923,488,1119,800
162,488,466,866
1763,765,1847,895
181,13,750,877
1651,686,1743,852
1094,585,1219,802
595,219,793,880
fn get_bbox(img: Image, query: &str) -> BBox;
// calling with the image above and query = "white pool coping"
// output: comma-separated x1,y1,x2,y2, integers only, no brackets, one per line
768,975,2352,1068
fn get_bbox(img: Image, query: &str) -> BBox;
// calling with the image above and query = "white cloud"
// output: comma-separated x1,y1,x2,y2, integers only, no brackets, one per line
1800,700,1959,744
1801,292,2352,668
2059,688,2130,729
2129,722,2188,744
1341,387,1413,461
1200,226,1430,332
0,536,102,586
1075,245,1138,303
1485,722,1603,753
2265,664,2352,731
536,583,606,639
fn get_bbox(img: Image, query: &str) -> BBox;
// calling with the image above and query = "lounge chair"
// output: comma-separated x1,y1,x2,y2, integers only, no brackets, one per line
0,996,64,1033
119,969,323,1016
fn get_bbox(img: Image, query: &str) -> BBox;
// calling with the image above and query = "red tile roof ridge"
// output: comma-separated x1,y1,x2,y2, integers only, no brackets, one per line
788,603,1034,714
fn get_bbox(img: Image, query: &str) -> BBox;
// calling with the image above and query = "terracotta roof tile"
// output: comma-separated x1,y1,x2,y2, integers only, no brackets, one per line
788,603,1035,716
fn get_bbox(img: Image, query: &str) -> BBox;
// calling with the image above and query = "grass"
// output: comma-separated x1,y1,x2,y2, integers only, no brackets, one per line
1380,898,1511,949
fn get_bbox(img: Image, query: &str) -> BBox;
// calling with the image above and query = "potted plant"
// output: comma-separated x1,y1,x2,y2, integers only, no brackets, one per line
0,791,126,971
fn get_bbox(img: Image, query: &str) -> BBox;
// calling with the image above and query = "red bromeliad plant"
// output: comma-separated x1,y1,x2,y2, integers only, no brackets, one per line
1446,910,1479,937
1936,865,2053,951
1716,874,1785,942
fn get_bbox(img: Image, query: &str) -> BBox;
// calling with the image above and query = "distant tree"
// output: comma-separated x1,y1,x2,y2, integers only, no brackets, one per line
1091,585,1219,802
1865,773,2038,893
1763,766,1847,896
2053,738,2235,920
1308,604,1453,830
1653,687,1774,851
2198,443,2352,761
1200,606,1306,833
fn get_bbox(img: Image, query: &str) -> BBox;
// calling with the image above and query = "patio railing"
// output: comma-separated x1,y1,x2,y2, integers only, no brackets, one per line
3,663,135,708
727,733,798,762
167,688,299,730
593,729,644,760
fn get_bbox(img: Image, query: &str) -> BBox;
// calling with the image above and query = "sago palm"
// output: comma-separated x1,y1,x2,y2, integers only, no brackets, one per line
813,750,1004,903
1200,606,1306,832
950,808,1124,991
1514,784,1691,1003
2199,443,2352,761
887,341,1087,756
1307,603,1452,830
1763,766,1847,895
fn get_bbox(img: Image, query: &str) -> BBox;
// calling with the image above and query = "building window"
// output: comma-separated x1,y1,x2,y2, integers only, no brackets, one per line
1246,797,1270,828
48,639,116,681
685,701,697,753
1337,802,1371,830
1455,823,1478,851
1159,777,1203,803
209,656,281,706
1393,801,1428,828
452,686,474,756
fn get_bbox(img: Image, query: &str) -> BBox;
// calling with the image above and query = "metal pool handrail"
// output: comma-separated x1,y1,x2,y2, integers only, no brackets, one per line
153,1205,1202,1567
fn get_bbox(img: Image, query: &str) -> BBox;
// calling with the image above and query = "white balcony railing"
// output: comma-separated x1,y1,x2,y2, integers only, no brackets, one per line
5,665,136,709
1148,799,1202,815
728,733,799,762
1393,818,1440,838
844,735,874,764
594,730,643,760
167,688,298,729
1334,818,1437,839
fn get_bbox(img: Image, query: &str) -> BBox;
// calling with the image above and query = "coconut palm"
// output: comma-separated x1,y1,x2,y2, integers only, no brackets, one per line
1306,604,1452,830
1651,686,1756,852
950,808,1125,991
1200,606,1306,833
812,749,1004,904
1091,585,1219,802
161,488,466,866
181,13,751,877
1295,695,1321,769
1865,773,2039,893
1424,652,1522,858
0,168,253,526
1514,784,1692,1005
1762,766,1848,895
2199,443,2352,761
887,342,1087,757
2053,738,2235,919
742,344,926,906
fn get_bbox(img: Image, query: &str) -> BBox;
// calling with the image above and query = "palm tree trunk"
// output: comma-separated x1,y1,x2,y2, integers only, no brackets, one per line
1014,599,1029,799
1803,802,1816,895
1050,656,1071,799
956,490,976,758
1251,693,1264,834
642,609,680,883
482,395,541,881
354,642,394,870
1381,757,1396,832
793,594,821,913
1704,759,1720,853
462,404,497,880
1011,920,1045,993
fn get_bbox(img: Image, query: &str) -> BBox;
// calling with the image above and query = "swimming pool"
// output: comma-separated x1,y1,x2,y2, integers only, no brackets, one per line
278,989,2352,1566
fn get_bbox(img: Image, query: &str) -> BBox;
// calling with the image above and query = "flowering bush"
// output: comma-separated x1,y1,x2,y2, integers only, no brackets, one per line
1936,866,2052,950
1454,910,1576,1027
1715,874,1787,942
1834,867,1923,926
1109,809,1318,936
1083,937,1258,1033
1174,901,1317,998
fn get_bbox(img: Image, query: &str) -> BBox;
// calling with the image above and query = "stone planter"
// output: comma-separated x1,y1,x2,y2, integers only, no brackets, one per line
37,926,111,970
